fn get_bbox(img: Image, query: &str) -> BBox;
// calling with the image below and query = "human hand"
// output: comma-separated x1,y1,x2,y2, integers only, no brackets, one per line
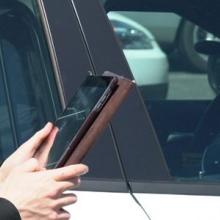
0,158,88,220
0,122,58,182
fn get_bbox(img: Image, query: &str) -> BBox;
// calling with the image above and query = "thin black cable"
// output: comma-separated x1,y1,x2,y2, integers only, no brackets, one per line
70,0,98,76
109,124,152,220
69,1,152,219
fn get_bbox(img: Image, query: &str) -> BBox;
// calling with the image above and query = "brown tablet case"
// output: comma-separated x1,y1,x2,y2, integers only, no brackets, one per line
64,72,135,165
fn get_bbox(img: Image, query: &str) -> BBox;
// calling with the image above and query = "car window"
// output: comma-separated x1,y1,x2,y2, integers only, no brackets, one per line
0,0,62,162
108,12,215,101
106,11,220,182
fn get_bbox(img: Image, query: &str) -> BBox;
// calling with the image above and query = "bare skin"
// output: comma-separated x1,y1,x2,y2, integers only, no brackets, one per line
0,122,88,220
0,122,58,181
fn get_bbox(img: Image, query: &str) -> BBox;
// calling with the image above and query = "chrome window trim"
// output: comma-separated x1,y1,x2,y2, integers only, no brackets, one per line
36,0,66,109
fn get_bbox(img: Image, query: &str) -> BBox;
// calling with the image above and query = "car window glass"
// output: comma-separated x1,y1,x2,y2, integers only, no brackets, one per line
107,11,216,101
107,11,220,182
0,0,62,163
0,71,14,161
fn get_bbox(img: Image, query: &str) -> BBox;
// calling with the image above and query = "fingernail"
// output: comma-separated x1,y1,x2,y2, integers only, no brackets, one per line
44,122,50,128
63,213,71,219
82,167,89,175
45,122,53,129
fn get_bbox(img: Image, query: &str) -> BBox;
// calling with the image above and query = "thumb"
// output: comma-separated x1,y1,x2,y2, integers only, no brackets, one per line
16,158,41,172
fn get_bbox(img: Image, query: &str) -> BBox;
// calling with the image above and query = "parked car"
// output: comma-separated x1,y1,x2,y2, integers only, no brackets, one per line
1,0,220,219
119,12,218,72
108,12,169,99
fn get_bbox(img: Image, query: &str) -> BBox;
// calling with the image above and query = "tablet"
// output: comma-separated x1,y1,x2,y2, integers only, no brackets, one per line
47,75,118,168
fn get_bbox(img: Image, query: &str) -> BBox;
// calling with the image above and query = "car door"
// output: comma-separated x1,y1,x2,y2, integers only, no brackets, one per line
103,0,220,219
42,0,220,219
34,0,156,219
0,0,146,219
0,0,151,219
2,0,220,220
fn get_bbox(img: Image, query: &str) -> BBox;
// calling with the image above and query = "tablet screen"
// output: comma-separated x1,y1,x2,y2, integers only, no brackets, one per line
47,75,116,168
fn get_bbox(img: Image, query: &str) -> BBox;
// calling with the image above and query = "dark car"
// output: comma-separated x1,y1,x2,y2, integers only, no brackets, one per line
1,0,220,219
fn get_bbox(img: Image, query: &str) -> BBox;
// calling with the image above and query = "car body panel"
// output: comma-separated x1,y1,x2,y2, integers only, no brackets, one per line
66,191,147,220
66,190,220,220
134,193,220,220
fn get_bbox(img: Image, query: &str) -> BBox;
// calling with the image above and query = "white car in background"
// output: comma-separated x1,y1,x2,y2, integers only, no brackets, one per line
119,12,218,73
108,12,169,99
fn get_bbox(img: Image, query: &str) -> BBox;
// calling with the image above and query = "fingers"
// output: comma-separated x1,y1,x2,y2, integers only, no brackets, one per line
47,177,81,198
56,209,71,220
20,122,54,155
0,123,54,180
48,209,71,220
15,158,41,172
57,177,81,192
34,126,59,167
53,193,77,209
46,164,89,182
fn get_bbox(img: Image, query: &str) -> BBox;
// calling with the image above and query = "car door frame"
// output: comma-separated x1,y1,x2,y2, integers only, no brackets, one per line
36,0,220,196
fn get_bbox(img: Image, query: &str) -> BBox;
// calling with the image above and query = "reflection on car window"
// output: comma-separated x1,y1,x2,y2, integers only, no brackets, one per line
0,0,61,162
107,10,220,182
110,19,153,50
108,12,169,100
